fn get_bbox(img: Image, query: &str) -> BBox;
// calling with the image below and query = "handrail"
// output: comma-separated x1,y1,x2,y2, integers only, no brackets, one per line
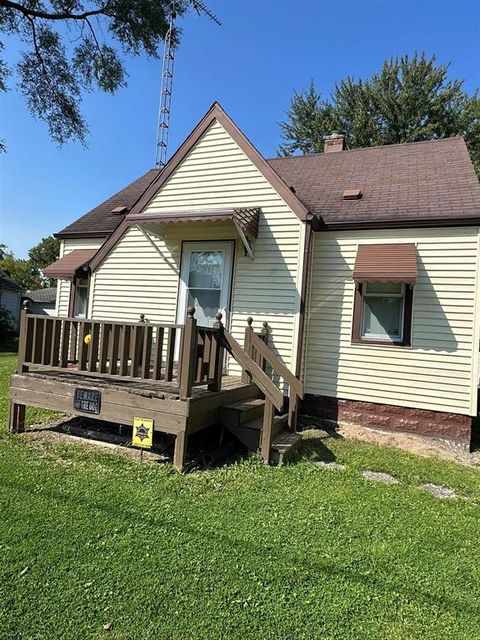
240,317,304,462
23,312,182,330
220,328,284,410
250,331,304,399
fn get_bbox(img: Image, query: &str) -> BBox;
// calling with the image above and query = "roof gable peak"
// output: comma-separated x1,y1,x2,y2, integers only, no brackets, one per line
129,102,309,221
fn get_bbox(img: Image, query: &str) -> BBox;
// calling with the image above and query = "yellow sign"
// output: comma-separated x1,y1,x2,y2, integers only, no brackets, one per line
132,418,154,449
84,333,92,345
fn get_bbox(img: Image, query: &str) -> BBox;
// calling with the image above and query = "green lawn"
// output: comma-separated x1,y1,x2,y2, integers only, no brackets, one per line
1,340,480,639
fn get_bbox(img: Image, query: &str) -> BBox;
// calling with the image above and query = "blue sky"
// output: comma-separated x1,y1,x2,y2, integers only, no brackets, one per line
1,0,479,257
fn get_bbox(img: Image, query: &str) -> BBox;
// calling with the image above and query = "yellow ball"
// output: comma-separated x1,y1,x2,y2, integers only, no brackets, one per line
84,333,92,345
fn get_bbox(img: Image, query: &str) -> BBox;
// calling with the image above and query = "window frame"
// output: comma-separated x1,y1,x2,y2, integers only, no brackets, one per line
68,275,90,318
351,281,413,347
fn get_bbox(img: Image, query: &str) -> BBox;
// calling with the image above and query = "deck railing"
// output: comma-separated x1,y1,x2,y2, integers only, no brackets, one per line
17,302,182,383
17,301,303,462
16,302,226,393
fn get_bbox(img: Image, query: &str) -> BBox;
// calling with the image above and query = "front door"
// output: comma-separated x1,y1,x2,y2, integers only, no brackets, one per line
177,241,234,328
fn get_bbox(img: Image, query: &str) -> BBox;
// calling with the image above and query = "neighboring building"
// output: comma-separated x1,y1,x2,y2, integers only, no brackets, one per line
26,287,57,316
43,102,480,447
0,270,21,332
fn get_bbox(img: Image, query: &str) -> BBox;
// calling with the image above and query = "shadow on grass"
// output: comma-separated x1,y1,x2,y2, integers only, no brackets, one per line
291,422,343,465
23,414,346,471
26,417,246,472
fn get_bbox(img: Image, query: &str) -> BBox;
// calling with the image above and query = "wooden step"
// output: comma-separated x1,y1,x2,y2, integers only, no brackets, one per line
219,398,265,428
225,412,288,451
271,431,302,466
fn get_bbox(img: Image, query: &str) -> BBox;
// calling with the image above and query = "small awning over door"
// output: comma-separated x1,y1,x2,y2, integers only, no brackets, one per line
353,243,418,284
44,248,98,279
126,208,261,259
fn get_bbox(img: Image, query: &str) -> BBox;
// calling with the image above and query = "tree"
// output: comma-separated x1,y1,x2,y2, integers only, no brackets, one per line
28,235,60,287
0,253,42,290
0,0,199,147
279,53,480,176
0,235,59,289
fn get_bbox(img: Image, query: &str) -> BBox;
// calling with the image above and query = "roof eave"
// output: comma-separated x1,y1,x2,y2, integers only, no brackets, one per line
55,231,111,240
308,214,480,231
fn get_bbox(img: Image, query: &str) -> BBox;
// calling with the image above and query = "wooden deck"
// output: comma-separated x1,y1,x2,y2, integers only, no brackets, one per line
9,367,259,469
9,304,304,469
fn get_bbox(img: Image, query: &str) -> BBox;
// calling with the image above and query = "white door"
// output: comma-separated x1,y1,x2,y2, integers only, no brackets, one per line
177,241,234,328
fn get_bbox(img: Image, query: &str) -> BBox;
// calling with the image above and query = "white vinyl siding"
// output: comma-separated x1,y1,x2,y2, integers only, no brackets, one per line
56,238,105,316
91,120,304,374
304,227,480,416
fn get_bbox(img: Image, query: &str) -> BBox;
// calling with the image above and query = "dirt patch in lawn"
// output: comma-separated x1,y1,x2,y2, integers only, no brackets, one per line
335,422,480,469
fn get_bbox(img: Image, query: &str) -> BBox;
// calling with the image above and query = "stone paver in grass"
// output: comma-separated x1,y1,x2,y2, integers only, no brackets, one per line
420,483,457,499
362,470,399,485
315,461,346,471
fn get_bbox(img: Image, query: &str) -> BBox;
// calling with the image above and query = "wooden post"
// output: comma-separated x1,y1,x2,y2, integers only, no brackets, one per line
242,317,254,383
8,401,26,434
260,398,274,464
173,431,187,471
179,307,197,400
259,321,270,372
288,394,298,432
17,299,31,373
208,312,224,392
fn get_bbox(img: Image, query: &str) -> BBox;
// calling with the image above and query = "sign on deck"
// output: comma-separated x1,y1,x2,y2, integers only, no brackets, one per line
74,388,101,414
132,418,154,449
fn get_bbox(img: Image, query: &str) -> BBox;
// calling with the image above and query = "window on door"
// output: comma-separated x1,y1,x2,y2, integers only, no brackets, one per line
178,242,234,327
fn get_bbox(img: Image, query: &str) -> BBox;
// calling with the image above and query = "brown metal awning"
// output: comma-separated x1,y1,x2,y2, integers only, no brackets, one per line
353,243,418,284
44,248,98,279
126,208,261,258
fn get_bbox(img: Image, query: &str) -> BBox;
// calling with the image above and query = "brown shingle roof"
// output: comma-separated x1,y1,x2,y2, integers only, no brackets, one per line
56,169,160,238
57,137,480,240
267,137,480,228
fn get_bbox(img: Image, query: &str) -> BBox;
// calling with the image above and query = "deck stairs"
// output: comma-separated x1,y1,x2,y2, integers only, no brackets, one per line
219,397,301,465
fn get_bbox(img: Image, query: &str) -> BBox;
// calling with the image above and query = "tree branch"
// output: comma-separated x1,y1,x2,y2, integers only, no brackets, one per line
0,0,112,21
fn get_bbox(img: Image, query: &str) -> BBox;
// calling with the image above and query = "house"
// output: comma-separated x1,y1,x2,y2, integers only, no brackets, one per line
0,270,21,332
25,287,57,316
8,102,480,464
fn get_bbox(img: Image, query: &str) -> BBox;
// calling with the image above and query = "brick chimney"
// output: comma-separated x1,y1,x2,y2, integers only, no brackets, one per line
323,131,345,153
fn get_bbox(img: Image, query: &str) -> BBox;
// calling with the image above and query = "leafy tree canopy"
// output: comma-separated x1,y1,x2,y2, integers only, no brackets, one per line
28,235,60,286
279,53,480,176
0,0,200,148
0,235,60,289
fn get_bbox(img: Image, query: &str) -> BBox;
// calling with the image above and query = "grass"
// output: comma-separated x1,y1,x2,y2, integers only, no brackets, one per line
1,340,480,639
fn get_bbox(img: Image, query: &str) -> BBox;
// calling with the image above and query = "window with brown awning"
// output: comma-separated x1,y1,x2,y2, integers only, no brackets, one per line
44,249,98,280
352,243,418,284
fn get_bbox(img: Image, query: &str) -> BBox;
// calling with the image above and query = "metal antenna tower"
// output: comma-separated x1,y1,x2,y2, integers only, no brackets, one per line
155,1,221,169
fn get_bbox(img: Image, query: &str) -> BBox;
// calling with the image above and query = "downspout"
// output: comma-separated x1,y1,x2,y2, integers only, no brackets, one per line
295,221,313,379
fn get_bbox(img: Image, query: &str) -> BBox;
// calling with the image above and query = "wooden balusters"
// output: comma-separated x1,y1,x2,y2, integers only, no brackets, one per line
165,327,176,382
207,312,224,392
152,327,164,380
88,322,100,372
16,299,31,373
179,307,197,400
99,323,111,374
242,317,254,384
